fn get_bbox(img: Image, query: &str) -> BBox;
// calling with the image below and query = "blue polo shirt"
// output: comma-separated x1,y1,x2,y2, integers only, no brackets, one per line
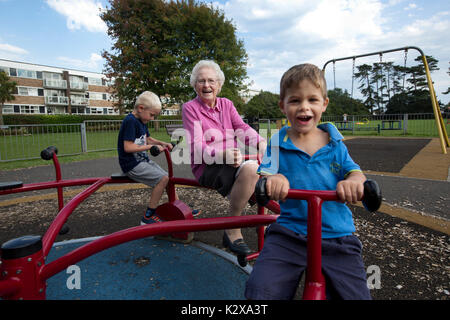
258,123,362,238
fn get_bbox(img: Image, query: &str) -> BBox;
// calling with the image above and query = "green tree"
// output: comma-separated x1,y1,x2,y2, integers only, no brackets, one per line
354,64,376,114
406,55,439,92
101,0,248,114
244,91,281,118
0,71,17,126
385,90,433,114
443,63,449,95
325,88,369,116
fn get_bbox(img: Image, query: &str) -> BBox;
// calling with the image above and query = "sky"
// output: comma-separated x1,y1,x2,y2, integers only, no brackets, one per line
0,0,449,104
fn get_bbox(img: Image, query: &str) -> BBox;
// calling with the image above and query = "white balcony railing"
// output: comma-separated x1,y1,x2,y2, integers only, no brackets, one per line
45,96,69,105
70,96,89,106
70,81,89,91
43,79,67,89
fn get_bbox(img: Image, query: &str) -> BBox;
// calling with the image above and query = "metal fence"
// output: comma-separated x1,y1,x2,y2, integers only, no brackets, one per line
321,113,449,137
0,113,448,162
83,119,184,153
0,123,83,162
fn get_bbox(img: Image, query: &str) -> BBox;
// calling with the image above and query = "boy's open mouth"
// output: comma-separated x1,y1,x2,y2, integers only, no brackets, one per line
296,115,313,123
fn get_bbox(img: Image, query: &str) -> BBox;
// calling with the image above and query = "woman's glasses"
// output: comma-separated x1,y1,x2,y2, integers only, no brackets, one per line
196,78,217,86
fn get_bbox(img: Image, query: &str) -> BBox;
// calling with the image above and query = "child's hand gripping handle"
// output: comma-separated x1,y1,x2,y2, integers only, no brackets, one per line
255,177,382,212
149,142,177,157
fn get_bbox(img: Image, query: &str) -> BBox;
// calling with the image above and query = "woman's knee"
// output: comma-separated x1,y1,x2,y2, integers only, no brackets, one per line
239,162,259,181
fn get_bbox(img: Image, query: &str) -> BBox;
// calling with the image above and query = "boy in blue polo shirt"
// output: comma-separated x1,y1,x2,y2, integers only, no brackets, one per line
245,64,371,300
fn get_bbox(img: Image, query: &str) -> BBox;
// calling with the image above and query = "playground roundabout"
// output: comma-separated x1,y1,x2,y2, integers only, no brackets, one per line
0,137,449,300
0,185,448,300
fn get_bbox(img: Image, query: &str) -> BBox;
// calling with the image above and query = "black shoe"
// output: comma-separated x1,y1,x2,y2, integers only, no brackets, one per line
222,232,251,255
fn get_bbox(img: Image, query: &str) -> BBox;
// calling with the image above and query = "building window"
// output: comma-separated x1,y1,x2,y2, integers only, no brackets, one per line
9,68,17,77
18,86,39,96
17,69,37,79
20,105,41,114
43,72,63,80
88,77,103,86
2,105,14,114
88,92,107,100
45,89,66,97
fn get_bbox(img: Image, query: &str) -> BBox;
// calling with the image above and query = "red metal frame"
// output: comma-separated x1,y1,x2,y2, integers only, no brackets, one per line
0,146,338,300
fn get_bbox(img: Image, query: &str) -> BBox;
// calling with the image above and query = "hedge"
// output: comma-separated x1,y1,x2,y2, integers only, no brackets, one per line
3,114,182,125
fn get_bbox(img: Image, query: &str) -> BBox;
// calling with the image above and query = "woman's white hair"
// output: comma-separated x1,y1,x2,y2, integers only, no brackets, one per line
134,91,161,110
190,60,225,90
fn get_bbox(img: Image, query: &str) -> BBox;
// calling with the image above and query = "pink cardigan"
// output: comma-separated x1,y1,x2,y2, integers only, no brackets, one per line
182,96,264,180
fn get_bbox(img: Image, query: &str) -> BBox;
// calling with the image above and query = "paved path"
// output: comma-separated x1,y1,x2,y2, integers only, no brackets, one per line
1,155,448,223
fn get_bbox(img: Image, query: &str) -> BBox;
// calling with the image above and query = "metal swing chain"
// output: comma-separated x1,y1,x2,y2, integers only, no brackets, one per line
351,57,356,98
403,49,408,90
333,60,336,89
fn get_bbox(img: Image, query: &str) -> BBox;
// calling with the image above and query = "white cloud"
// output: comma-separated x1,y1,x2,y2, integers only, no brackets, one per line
213,0,449,103
46,0,107,33
57,53,103,71
217,0,388,92
404,3,417,10
295,0,384,40
0,43,29,60
0,43,28,55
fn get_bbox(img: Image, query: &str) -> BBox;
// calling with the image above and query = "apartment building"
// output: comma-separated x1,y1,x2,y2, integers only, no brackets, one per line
0,59,118,115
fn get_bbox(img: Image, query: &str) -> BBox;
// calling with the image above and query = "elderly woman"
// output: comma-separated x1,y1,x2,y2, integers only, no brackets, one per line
182,60,267,256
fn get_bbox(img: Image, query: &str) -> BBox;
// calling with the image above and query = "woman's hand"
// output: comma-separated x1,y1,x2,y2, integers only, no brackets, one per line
223,148,243,167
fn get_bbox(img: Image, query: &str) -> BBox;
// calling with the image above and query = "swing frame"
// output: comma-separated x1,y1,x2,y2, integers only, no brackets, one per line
323,46,449,155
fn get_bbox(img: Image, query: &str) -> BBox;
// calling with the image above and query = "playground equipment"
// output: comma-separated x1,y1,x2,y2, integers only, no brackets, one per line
0,144,381,300
254,177,381,300
323,46,449,154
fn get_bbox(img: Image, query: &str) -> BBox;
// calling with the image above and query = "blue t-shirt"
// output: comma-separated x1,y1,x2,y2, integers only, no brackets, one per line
117,113,151,173
258,123,362,238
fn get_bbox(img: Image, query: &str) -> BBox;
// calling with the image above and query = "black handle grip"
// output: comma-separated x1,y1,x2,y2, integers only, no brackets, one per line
40,146,58,160
150,145,161,157
255,177,269,207
254,177,382,212
362,179,382,212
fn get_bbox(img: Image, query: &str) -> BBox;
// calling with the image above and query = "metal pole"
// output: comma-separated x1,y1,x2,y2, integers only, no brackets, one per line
422,56,448,154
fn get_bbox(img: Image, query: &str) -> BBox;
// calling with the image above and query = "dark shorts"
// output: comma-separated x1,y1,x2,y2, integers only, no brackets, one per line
198,164,239,197
199,160,259,197
245,223,372,300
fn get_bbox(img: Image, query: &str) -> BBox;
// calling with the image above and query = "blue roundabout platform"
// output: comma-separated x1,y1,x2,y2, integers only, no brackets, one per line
45,237,252,300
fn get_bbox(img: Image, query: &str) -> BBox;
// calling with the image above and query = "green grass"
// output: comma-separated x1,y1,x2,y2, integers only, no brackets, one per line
1,119,448,170
0,129,172,170
0,150,118,171
261,118,449,137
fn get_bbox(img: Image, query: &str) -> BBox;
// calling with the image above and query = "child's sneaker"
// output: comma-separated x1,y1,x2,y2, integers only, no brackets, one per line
191,209,202,217
140,213,164,225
